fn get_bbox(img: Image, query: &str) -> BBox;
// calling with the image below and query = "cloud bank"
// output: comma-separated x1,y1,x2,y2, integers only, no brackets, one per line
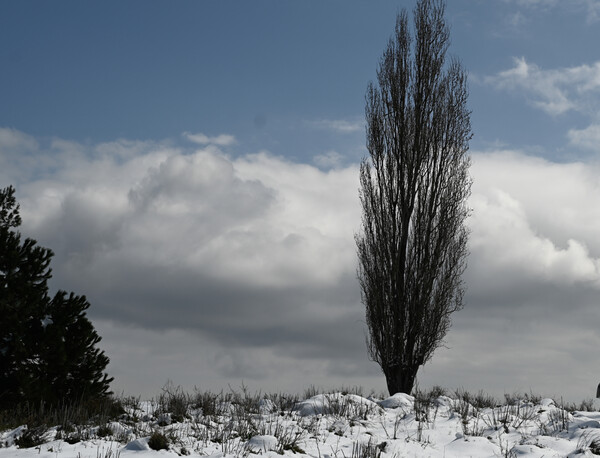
1,128,370,395
2,127,599,400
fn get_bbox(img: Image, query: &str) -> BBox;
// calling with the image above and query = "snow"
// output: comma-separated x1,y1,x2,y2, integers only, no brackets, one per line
2,425,26,447
41,316,53,328
293,392,380,416
378,392,415,410
245,435,278,453
2,392,600,457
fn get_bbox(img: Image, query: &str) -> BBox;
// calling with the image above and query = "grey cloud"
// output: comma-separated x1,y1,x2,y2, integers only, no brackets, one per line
7,129,600,401
0,127,39,152
127,151,276,240
420,282,600,401
419,150,600,400
63,259,365,364
11,134,366,389
56,193,125,259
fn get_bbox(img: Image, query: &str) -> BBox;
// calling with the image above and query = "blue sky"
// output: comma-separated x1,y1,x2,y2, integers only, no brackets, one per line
3,0,599,161
2,1,600,401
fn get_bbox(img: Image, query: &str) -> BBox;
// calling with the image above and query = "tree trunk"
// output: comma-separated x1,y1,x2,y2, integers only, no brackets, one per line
384,365,418,395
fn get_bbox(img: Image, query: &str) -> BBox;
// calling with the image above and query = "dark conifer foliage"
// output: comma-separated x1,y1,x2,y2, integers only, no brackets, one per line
36,291,113,405
356,0,472,395
0,185,112,409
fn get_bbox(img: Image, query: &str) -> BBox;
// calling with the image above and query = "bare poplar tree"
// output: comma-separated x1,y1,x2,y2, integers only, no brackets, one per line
356,0,472,395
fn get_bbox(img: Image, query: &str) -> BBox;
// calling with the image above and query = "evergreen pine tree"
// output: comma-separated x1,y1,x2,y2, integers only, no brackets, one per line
0,186,112,408
0,186,52,407
38,291,113,404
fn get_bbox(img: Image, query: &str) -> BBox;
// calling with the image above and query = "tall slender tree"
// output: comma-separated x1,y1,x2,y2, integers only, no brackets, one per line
356,0,472,395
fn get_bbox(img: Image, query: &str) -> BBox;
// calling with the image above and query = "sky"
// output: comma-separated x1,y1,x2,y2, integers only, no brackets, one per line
2,0,600,402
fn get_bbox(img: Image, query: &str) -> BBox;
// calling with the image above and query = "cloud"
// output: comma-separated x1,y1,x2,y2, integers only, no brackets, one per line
507,11,527,28
427,150,600,400
509,0,559,8
5,128,600,400
469,151,600,287
313,151,344,169
0,127,44,184
568,124,600,152
485,57,600,115
505,0,600,22
470,188,600,285
2,129,368,395
0,127,39,152
183,132,237,146
308,119,363,134
585,0,600,21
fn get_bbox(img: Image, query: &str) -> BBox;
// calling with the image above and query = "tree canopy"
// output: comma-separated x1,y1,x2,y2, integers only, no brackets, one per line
0,185,113,408
356,0,471,395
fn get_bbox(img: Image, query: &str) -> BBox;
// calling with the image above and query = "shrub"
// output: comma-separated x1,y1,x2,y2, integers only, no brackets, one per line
148,431,169,451
0,395,126,433
97,424,113,438
15,426,47,448
157,383,190,421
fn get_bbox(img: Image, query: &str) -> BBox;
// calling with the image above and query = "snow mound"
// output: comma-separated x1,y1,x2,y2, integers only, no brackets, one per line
433,395,454,408
124,438,150,451
540,398,555,407
294,393,380,417
246,435,278,453
378,392,414,410
2,426,26,447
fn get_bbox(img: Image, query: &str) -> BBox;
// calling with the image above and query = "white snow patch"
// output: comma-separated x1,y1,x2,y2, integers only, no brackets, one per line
2,394,600,457
124,438,150,451
1,426,26,447
377,392,415,410
246,435,278,453
40,316,53,328
294,392,379,417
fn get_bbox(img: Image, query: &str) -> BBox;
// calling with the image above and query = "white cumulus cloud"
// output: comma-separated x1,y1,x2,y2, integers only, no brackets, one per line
485,57,600,115
183,132,237,146
469,150,600,287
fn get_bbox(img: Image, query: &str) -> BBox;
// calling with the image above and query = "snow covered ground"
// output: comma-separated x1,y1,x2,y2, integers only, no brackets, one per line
2,391,600,457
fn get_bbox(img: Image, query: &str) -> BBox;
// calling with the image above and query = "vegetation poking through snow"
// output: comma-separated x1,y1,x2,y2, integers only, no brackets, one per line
1,385,600,457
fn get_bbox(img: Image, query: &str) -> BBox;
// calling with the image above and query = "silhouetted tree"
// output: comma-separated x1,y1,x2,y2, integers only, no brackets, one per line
356,0,472,395
0,186,53,406
0,185,112,408
35,291,113,405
